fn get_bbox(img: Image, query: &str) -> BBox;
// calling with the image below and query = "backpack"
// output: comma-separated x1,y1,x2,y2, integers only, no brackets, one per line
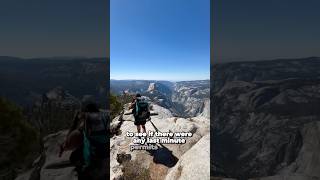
134,99,150,121
82,111,108,169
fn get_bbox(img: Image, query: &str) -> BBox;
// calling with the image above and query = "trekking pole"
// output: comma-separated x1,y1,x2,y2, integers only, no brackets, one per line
110,110,126,137
147,117,171,150
118,110,125,121
148,117,161,133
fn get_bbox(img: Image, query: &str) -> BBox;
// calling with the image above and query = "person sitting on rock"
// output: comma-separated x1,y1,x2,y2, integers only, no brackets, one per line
129,93,150,133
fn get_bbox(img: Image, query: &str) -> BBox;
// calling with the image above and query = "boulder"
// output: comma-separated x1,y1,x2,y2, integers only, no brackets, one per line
15,131,78,180
165,134,210,180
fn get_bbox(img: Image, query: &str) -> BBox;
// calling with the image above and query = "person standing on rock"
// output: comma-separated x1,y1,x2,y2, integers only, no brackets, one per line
59,99,108,180
129,93,150,133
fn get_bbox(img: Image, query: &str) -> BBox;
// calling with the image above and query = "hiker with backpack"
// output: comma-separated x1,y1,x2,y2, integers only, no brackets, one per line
129,94,150,133
59,101,108,180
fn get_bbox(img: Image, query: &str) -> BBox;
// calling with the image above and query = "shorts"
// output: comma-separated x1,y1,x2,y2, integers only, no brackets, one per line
134,119,146,126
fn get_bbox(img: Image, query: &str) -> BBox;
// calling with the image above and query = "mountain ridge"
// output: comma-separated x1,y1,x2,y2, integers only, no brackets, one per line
111,80,210,118
0,56,109,106
211,57,320,179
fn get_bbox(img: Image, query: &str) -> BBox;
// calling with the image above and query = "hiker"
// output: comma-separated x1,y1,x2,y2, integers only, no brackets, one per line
59,102,108,180
59,110,84,158
129,93,150,133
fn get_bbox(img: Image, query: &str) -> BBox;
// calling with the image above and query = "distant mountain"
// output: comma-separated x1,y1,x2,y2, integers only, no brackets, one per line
211,57,320,179
110,80,210,117
212,57,320,91
0,56,108,106
110,80,174,95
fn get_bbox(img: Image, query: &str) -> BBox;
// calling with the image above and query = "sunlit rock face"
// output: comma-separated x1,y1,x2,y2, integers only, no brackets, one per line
211,58,320,179
110,103,210,180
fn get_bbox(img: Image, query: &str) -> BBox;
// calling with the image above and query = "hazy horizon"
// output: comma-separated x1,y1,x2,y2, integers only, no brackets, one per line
0,55,108,59
110,78,210,82
213,56,320,64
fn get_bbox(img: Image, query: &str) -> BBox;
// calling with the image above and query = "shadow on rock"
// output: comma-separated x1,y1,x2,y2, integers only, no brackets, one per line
147,144,179,168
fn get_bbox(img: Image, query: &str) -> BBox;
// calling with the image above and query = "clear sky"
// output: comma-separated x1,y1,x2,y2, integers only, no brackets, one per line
110,0,210,81
0,0,108,58
214,0,320,62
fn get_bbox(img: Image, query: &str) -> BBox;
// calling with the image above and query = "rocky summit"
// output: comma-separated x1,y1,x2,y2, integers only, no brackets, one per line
15,100,210,180
12,87,107,180
110,103,210,180
15,131,77,180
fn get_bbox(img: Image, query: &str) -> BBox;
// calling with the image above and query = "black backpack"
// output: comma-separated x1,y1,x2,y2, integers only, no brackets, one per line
83,111,108,167
134,99,150,121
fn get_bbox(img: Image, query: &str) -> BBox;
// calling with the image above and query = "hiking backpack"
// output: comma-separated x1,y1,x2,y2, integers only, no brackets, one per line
82,111,108,169
135,99,150,120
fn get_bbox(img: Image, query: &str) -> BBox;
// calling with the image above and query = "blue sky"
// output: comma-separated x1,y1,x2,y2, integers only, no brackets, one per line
214,0,320,62
110,0,210,81
0,0,108,58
